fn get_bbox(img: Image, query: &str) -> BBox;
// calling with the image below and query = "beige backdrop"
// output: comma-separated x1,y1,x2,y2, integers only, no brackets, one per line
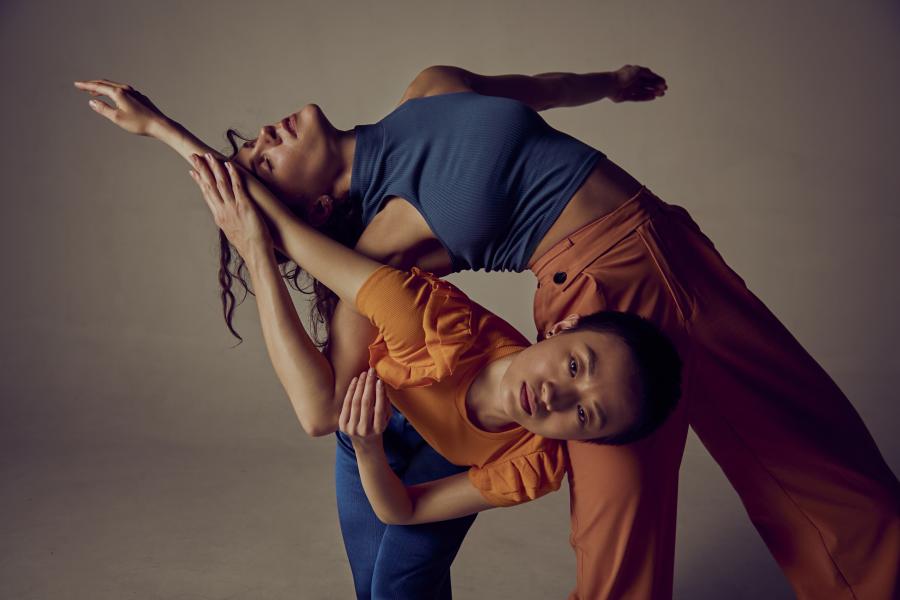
2,0,898,598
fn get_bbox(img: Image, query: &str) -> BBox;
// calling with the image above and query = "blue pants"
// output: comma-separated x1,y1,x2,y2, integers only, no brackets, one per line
334,411,477,600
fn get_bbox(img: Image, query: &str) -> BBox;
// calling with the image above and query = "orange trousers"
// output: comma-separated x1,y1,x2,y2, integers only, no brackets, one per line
530,187,900,599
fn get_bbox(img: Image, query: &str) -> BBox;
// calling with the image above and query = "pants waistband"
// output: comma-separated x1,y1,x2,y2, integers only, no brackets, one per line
529,185,663,281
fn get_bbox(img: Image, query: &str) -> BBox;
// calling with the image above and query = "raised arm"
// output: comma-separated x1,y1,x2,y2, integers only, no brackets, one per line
403,64,667,111
191,155,393,435
74,79,296,252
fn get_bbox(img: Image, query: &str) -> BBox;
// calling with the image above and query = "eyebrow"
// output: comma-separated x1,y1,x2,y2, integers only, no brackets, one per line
240,141,261,176
592,402,607,430
586,345,596,377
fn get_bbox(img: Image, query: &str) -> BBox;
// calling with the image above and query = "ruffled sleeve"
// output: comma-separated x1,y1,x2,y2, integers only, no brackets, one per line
467,440,568,507
355,265,475,389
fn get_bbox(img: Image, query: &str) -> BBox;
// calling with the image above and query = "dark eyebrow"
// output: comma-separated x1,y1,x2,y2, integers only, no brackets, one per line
586,345,596,377
240,140,261,176
593,402,607,429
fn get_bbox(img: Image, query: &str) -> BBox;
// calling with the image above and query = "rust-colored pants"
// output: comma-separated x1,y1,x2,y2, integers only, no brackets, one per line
530,187,900,599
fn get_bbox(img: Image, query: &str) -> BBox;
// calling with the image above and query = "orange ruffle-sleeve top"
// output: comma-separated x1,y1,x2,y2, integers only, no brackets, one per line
355,265,567,507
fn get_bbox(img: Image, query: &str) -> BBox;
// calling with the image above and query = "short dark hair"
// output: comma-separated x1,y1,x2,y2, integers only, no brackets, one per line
562,311,682,445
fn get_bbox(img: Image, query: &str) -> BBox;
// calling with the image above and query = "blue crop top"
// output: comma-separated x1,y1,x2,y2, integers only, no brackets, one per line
349,92,605,272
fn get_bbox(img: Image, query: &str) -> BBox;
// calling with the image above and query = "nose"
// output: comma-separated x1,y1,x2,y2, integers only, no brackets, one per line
541,381,573,412
258,124,280,146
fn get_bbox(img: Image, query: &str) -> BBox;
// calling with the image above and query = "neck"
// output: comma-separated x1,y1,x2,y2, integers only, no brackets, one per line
329,128,357,202
467,356,517,432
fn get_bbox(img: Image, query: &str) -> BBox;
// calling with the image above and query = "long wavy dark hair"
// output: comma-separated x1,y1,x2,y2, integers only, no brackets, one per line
219,129,364,355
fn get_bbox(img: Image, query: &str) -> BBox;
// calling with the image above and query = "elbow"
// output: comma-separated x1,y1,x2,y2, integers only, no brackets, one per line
287,389,340,437
303,420,338,438
375,510,413,526
294,406,339,437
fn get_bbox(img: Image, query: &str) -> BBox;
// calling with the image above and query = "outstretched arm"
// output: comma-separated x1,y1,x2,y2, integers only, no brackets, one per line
340,370,495,525
405,64,667,111
74,79,296,252
76,79,379,436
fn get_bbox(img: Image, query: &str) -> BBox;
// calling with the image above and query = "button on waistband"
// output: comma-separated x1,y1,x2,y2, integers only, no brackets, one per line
553,272,567,284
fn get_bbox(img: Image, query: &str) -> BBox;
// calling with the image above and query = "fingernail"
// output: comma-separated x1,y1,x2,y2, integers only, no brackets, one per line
189,170,196,178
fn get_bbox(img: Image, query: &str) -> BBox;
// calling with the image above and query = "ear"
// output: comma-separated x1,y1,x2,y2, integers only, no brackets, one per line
545,313,581,338
307,194,334,227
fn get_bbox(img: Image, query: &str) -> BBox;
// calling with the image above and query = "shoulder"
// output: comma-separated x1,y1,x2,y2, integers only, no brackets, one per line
396,65,475,107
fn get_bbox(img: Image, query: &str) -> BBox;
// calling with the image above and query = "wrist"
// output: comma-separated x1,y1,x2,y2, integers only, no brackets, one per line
147,117,177,141
245,242,277,271
351,436,385,456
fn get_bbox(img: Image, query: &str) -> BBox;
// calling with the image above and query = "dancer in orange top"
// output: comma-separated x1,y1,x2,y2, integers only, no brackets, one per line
190,156,681,521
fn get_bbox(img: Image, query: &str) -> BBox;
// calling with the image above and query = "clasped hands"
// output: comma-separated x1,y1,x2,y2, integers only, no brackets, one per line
189,153,274,260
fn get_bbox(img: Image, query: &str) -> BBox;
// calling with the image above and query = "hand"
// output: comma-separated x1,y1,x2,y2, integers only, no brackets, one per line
339,368,393,450
74,79,169,137
190,153,274,258
609,65,667,103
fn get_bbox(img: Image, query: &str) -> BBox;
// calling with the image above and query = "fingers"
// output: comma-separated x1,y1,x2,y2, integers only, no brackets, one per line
225,162,249,203
78,79,130,89
191,153,225,200
347,369,365,435
73,80,124,100
207,156,235,204
373,378,391,433
338,375,359,432
87,98,118,121
358,367,376,434
338,369,385,437
190,154,221,207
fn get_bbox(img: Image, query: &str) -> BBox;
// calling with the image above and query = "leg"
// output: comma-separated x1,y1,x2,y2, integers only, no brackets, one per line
335,428,388,600
566,403,689,599
682,240,900,599
370,419,476,600
641,195,898,598
534,186,899,598
532,194,694,599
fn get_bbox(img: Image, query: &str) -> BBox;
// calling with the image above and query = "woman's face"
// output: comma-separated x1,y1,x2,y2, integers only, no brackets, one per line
500,329,643,442
232,103,340,218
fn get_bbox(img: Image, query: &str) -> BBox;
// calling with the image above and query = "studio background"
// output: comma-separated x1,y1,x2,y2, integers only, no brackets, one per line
2,1,898,598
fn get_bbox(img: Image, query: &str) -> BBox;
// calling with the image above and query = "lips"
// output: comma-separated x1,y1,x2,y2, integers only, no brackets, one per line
279,113,298,138
280,116,293,137
519,382,534,416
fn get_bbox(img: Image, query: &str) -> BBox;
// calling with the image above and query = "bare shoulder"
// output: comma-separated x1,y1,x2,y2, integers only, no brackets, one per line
395,65,475,107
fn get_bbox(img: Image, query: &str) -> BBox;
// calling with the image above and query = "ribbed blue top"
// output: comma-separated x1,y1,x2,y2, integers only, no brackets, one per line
350,92,604,272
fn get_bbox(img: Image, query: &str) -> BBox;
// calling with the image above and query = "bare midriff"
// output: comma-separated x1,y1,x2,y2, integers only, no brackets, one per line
527,156,643,267
362,156,643,276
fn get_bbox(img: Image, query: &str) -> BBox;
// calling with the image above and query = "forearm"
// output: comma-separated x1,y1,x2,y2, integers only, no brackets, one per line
353,439,414,524
245,244,340,436
269,215,382,308
544,71,619,108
